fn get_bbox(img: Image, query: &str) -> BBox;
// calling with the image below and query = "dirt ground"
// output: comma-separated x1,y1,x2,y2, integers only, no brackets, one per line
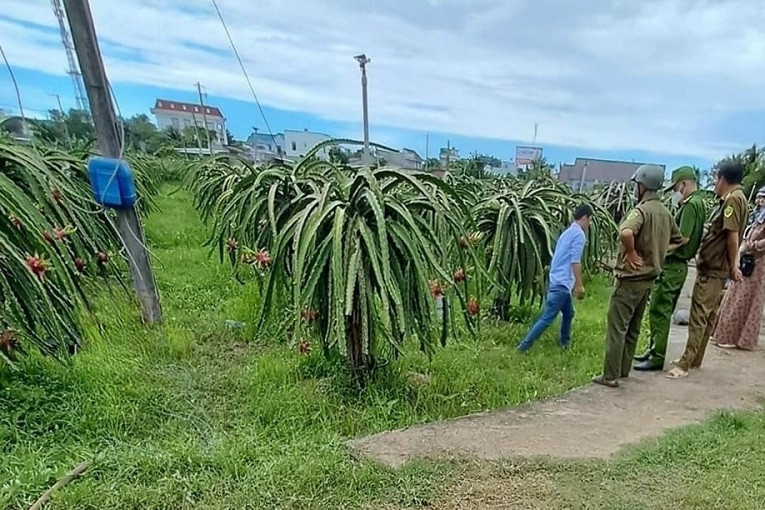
349,266,765,469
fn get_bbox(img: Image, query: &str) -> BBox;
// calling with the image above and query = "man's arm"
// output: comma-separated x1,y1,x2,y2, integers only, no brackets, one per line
620,208,645,269
723,196,746,281
667,220,688,252
727,230,741,281
571,233,586,298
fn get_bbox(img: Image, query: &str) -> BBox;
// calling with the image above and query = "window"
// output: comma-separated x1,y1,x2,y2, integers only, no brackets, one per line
169,103,175,109
206,122,214,130
171,118,180,129
183,119,191,128
206,108,211,114
158,101,163,107
194,106,199,112
182,105,187,111
291,141,297,151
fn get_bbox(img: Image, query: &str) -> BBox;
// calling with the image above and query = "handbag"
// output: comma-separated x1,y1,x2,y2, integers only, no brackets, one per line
740,252,755,277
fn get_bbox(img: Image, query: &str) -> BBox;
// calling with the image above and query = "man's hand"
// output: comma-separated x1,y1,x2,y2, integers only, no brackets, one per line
574,284,585,300
624,250,644,270
730,266,743,282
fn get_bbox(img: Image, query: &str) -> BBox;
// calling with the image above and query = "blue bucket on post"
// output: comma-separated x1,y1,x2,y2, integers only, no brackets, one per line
87,156,137,209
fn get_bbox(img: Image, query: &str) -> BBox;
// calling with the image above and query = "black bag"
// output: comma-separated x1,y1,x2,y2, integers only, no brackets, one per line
740,253,755,277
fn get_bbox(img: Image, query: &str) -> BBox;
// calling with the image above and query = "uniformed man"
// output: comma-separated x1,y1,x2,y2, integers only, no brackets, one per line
667,160,748,379
593,164,685,388
634,166,706,371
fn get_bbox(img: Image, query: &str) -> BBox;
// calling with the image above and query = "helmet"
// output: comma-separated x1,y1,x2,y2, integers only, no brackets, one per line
757,186,765,198
631,164,665,191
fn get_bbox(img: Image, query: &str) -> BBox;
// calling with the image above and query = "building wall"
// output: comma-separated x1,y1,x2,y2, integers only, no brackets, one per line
152,109,227,146
284,130,331,160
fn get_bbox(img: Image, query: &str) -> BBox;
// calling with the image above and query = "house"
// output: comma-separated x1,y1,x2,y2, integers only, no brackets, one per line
150,99,227,147
375,147,423,170
439,146,460,167
347,147,424,171
284,129,331,160
486,161,518,177
558,158,666,190
246,129,285,162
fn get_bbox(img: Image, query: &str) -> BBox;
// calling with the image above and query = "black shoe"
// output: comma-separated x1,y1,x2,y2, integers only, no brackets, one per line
633,350,651,362
633,359,663,371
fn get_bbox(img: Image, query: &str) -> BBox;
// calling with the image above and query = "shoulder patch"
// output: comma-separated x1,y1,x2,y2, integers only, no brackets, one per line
724,205,734,218
627,210,639,221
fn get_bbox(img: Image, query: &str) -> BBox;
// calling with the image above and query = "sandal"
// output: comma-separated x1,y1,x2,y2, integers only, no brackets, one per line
592,375,619,388
665,367,688,379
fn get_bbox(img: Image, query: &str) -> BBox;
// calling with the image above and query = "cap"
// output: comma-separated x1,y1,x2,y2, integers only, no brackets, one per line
664,165,697,192
757,186,765,198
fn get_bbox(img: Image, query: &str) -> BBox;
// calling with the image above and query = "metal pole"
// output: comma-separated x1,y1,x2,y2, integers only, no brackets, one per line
49,93,72,148
355,54,370,165
196,82,212,150
578,160,589,193
63,0,162,324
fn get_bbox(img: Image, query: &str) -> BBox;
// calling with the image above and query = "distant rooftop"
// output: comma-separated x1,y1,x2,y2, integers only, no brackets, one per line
152,99,224,118
559,158,665,184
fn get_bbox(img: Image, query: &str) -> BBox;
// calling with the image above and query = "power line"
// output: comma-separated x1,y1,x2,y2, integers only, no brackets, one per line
209,0,278,149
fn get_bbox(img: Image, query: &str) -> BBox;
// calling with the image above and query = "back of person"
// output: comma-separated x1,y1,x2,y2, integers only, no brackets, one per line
549,223,585,290
698,188,748,278
615,198,676,281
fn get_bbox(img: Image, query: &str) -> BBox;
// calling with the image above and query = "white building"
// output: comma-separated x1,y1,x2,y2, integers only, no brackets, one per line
284,129,331,160
150,99,227,147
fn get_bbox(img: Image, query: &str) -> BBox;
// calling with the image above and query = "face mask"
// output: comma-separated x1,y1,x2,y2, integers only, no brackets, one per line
671,191,683,207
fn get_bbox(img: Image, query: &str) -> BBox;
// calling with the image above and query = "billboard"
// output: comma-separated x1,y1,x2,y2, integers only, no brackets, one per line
515,146,543,169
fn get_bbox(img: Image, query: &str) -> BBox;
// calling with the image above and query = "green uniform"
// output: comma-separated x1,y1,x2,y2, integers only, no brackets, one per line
639,191,707,368
602,195,684,381
676,187,748,371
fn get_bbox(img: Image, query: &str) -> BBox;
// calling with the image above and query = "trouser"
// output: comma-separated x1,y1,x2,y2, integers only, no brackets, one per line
517,285,574,351
676,272,726,371
644,261,688,365
603,278,654,381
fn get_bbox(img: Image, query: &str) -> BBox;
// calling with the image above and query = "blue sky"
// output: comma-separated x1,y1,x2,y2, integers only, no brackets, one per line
3,0,765,172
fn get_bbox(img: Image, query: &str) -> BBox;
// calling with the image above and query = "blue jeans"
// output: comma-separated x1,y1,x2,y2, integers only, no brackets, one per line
517,285,575,351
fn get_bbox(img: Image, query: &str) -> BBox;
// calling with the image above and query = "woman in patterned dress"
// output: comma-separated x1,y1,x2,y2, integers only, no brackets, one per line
712,187,765,350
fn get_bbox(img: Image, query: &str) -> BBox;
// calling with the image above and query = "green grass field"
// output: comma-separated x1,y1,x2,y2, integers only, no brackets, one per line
2,186,764,509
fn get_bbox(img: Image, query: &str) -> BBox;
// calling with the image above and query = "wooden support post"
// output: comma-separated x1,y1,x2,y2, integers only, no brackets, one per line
63,0,162,323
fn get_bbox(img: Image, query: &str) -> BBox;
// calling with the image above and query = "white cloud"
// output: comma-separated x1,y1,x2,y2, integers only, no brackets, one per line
2,0,765,160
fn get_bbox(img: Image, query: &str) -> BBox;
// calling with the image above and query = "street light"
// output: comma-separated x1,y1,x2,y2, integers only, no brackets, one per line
354,53,371,165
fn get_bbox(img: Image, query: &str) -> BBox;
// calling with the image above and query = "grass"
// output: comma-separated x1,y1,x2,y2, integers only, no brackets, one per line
1,185,763,509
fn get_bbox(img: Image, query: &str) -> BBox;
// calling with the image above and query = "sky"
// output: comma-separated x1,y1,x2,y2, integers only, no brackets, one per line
2,0,765,171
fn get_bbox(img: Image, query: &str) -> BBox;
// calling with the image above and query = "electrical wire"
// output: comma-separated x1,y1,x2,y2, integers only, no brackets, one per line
210,0,279,149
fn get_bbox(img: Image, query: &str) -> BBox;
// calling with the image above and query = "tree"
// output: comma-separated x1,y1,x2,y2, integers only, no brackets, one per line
226,129,244,148
123,114,165,153
32,109,95,146
328,146,349,165
424,158,441,170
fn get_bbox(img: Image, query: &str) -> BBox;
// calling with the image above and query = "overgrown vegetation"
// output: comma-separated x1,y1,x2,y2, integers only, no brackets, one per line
186,141,617,375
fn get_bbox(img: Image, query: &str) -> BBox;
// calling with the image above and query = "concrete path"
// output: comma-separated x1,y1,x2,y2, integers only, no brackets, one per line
349,267,765,468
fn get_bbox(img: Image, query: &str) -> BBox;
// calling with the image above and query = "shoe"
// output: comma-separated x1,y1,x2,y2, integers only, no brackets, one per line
716,343,737,349
666,367,688,379
592,375,619,388
633,350,651,362
633,359,663,371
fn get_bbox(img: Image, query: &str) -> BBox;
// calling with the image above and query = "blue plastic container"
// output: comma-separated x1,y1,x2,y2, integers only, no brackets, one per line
87,156,137,209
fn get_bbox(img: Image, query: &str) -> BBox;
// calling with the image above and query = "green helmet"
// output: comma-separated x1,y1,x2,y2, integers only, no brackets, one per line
631,164,665,191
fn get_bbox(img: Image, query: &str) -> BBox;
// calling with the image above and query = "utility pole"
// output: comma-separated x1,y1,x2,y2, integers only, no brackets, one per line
196,82,213,151
354,54,371,165
579,160,589,193
445,140,451,173
49,93,72,148
63,0,162,324
425,133,429,170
